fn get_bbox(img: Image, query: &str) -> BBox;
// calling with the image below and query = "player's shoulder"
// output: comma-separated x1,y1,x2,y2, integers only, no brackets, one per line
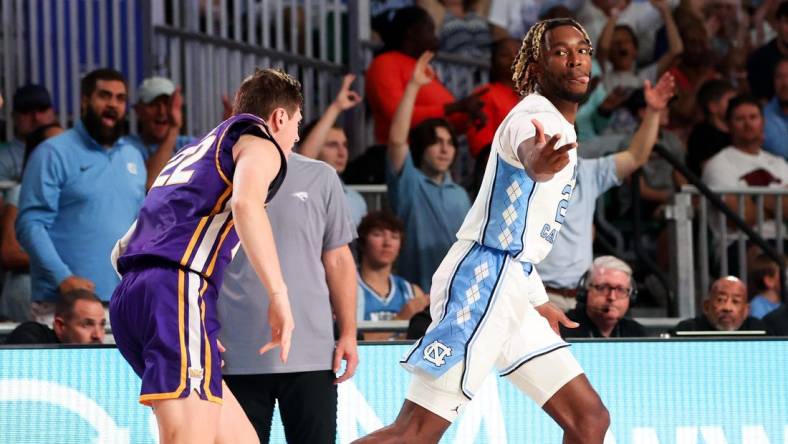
506,94,567,129
513,94,561,116
288,153,338,176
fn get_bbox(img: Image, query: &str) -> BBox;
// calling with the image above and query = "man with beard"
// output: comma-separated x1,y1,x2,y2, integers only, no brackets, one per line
670,276,768,334
126,76,196,189
560,256,646,338
16,68,145,324
701,95,788,274
0,85,56,186
355,18,611,444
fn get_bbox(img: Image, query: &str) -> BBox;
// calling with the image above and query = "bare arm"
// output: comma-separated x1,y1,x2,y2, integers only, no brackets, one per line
323,244,359,384
614,111,660,179
652,0,683,76
231,134,293,362
145,88,184,190
324,245,357,341
615,73,676,179
0,205,29,270
298,74,361,159
396,284,429,320
388,51,436,174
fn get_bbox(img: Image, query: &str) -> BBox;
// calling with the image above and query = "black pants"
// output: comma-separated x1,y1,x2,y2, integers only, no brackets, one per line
224,370,337,444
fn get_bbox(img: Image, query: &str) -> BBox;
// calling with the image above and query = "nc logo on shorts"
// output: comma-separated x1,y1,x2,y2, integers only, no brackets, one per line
127,162,138,175
423,341,452,367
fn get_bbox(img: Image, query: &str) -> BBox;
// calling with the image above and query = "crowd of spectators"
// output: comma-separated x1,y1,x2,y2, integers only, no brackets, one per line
1,0,788,345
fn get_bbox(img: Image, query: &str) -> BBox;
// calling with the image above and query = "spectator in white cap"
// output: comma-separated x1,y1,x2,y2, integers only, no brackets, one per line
126,76,195,188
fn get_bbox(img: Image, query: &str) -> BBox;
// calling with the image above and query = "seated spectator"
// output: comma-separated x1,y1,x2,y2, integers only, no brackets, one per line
560,256,647,338
386,52,471,292
365,6,486,144
763,58,788,160
16,68,146,323
538,73,676,311
356,211,429,339
747,1,788,101
298,74,367,225
0,85,56,186
670,276,768,333
686,79,736,177
748,254,783,318
4,290,106,344
466,38,520,158
701,95,788,271
126,76,196,189
596,1,682,95
417,0,492,57
0,123,63,322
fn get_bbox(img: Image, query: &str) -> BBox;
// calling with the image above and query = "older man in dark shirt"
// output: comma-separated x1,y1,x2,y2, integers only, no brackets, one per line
561,256,647,338
670,276,768,334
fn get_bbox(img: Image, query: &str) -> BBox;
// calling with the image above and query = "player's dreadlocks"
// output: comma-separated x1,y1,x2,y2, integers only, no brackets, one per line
511,18,593,97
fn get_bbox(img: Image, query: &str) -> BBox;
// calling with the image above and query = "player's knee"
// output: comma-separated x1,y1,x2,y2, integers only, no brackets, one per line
565,402,609,440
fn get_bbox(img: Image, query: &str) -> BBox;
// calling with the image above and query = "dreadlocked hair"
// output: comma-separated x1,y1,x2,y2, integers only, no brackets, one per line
511,18,592,96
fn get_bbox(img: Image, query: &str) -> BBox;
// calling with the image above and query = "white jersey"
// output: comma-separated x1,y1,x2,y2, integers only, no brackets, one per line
456,93,578,264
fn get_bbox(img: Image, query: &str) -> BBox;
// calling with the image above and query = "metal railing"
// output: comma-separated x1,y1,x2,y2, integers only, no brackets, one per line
1,0,358,140
150,0,355,136
674,186,787,306
348,183,388,213
657,142,787,318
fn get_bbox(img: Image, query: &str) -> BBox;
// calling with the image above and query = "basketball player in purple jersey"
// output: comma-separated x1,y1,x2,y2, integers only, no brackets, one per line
110,69,302,443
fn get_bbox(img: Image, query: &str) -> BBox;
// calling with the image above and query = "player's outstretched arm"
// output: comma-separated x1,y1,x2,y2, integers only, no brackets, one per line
232,134,294,363
517,119,576,182
388,51,436,174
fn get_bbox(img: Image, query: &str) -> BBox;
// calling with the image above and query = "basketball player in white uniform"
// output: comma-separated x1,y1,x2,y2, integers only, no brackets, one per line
355,18,653,444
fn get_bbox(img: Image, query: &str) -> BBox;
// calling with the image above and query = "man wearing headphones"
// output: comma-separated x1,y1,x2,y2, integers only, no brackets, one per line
560,256,647,338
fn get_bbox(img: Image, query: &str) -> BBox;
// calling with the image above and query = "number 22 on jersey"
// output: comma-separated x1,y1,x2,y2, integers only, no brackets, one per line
150,134,217,188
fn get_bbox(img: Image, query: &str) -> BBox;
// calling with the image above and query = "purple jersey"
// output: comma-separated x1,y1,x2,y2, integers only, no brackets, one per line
114,114,286,286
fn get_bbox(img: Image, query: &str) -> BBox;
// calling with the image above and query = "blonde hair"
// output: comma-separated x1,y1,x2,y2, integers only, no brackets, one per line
511,18,592,96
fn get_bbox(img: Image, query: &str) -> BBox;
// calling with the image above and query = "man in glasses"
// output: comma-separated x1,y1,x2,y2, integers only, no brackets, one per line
560,255,646,338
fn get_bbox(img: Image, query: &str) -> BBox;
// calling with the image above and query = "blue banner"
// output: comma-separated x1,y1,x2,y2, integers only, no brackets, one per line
1,340,787,443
